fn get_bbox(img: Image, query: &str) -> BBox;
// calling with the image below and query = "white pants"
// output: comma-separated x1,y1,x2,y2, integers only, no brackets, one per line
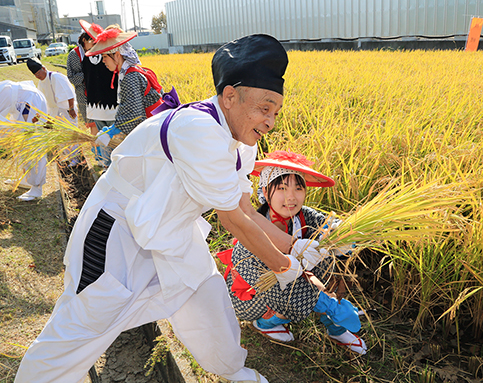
24,155,46,187
14,274,247,383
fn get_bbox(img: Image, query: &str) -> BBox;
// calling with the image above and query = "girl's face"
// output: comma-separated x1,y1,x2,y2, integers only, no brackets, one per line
102,51,122,72
263,174,306,219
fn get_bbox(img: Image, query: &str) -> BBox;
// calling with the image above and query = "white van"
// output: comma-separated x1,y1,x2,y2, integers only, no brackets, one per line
0,36,17,65
13,38,41,62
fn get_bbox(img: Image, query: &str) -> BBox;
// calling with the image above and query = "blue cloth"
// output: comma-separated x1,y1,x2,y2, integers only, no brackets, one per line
256,315,290,329
101,124,121,138
313,294,361,332
319,313,346,336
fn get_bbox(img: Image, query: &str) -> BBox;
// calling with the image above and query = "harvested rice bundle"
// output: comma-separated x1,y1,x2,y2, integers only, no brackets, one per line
0,108,123,177
256,180,468,293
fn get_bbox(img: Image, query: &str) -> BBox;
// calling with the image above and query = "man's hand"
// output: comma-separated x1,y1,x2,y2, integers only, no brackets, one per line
68,107,77,119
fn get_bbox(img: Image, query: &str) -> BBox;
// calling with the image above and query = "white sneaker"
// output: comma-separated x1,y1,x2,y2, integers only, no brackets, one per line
251,320,294,342
17,186,42,201
329,330,367,355
5,178,31,189
220,368,269,383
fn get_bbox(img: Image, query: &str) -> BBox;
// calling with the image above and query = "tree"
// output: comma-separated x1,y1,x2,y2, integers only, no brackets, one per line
151,11,167,34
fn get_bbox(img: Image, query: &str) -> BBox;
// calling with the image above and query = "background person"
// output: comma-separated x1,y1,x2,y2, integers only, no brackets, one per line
0,80,48,201
78,20,119,168
86,25,162,150
219,151,367,354
14,34,313,383
27,58,80,167
66,32,89,123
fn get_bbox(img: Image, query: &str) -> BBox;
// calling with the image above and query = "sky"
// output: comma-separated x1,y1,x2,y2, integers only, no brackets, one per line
56,0,168,31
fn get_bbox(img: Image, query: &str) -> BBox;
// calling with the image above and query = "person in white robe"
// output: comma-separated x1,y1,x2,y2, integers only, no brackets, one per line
14,35,327,383
0,80,49,201
27,58,81,167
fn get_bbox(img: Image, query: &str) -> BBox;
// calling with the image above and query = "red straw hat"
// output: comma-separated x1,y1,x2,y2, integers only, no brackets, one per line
79,19,104,40
86,27,137,56
251,151,335,188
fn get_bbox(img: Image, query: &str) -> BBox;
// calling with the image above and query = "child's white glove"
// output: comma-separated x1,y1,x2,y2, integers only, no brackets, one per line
275,254,303,290
331,243,356,258
290,239,323,271
95,130,110,146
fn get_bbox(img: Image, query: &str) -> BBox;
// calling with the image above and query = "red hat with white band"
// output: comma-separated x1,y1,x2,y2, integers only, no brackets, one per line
79,19,104,40
86,27,137,56
251,151,335,188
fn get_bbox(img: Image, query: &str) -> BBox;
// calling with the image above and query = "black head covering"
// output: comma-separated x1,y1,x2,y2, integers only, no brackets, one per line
27,58,43,74
212,34,288,96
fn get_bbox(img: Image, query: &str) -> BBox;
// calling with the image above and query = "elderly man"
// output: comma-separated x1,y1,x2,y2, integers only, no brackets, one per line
15,35,319,383
0,80,48,201
27,58,80,166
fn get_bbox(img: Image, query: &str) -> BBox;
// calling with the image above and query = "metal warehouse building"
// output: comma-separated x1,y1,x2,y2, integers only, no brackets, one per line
166,0,483,47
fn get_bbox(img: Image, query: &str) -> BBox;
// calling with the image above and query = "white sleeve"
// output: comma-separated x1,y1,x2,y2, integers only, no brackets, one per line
51,73,76,109
168,111,243,211
237,144,257,194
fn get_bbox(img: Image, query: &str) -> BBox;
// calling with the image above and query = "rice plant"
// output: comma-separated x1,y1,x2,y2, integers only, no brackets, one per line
144,50,483,339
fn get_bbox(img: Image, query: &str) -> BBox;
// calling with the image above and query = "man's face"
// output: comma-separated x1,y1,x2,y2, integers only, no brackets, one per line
34,67,47,81
223,87,283,146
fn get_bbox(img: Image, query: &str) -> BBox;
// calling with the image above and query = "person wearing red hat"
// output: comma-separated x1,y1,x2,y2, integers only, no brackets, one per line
14,35,313,383
68,20,120,168
84,24,163,150
66,32,90,122
218,151,367,355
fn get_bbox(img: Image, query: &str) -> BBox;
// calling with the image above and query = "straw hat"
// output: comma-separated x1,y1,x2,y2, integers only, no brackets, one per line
79,19,104,40
252,151,335,188
86,27,137,56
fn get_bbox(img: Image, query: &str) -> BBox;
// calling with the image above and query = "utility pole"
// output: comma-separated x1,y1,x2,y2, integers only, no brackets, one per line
130,0,137,32
48,0,56,42
121,0,126,31
136,0,142,30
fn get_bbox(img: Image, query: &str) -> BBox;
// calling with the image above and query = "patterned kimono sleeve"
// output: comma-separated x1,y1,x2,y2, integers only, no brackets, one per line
231,242,267,287
116,72,147,134
301,206,342,240
66,50,84,87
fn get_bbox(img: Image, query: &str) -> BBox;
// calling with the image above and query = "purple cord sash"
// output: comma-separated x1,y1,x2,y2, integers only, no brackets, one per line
159,87,241,171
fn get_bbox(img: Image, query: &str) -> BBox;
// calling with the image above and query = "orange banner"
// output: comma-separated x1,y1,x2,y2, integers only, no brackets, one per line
465,17,483,51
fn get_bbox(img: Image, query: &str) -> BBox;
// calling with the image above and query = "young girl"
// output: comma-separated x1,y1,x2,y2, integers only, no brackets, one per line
218,151,367,354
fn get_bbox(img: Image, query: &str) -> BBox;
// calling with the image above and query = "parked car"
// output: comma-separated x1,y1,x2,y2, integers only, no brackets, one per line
13,38,42,62
0,35,17,65
44,42,68,57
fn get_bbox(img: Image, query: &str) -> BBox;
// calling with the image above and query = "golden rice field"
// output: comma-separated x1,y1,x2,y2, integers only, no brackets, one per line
143,50,483,341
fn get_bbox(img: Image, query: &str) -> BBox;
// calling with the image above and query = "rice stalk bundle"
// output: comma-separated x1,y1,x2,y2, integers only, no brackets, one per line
255,180,469,293
0,108,122,185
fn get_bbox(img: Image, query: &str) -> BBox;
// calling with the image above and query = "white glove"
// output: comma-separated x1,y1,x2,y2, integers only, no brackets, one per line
275,254,303,290
318,216,343,240
290,238,321,271
331,243,355,258
95,131,110,146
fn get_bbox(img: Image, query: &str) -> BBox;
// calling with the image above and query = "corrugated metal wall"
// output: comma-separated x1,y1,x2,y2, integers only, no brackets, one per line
166,0,483,46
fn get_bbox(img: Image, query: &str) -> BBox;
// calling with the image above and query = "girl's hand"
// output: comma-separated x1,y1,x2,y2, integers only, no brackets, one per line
290,238,322,270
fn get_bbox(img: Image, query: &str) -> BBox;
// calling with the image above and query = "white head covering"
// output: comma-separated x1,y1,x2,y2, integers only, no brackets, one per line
257,167,305,204
117,42,142,82
0,80,36,121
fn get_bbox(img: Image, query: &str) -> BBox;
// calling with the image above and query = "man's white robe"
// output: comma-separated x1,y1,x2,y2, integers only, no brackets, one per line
15,96,259,383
